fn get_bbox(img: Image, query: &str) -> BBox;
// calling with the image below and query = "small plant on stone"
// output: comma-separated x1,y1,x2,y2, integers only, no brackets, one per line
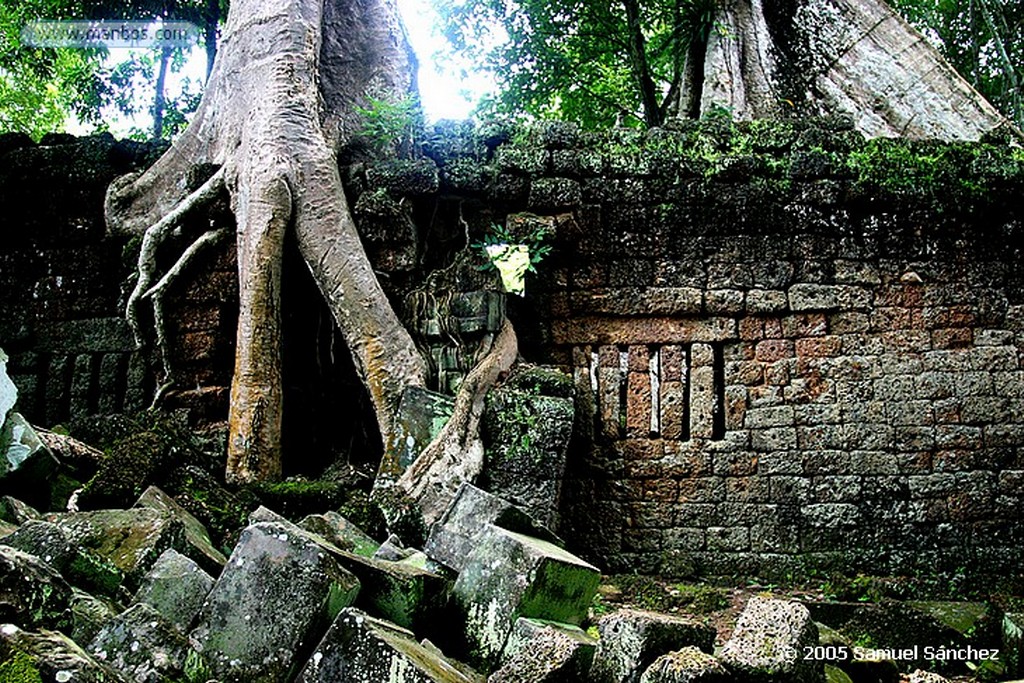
473,221,551,295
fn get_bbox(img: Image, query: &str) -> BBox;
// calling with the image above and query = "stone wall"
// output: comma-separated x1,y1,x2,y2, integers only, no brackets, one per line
3,119,1023,581
483,119,1024,580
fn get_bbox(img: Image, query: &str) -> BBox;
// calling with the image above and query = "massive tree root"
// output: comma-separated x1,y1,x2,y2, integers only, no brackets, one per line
105,0,511,527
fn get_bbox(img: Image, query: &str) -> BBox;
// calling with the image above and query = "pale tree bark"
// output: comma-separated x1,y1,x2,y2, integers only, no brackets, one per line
688,0,1013,140
105,0,504,513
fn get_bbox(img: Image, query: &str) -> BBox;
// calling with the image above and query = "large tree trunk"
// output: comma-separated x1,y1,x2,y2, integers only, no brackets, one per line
106,0,429,484
106,0,511,531
690,0,1013,140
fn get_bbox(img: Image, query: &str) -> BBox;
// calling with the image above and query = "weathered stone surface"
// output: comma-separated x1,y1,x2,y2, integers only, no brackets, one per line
0,496,42,525
334,550,448,632
296,607,482,683
490,617,597,683
189,520,360,683
1,520,124,597
89,603,192,683
720,597,822,683
590,609,717,683
0,623,130,683
640,646,732,683
372,533,413,561
0,545,73,631
300,510,380,558
69,588,119,647
45,508,184,590
424,483,561,573
481,366,575,528
132,548,214,633
381,386,454,478
0,412,58,485
453,524,600,669
135,485,227,573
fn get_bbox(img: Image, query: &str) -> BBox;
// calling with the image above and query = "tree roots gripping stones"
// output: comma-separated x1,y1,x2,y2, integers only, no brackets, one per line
104,0,518,534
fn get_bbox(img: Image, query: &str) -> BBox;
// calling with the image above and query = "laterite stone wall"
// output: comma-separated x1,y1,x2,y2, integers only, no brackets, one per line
3,118,1023,581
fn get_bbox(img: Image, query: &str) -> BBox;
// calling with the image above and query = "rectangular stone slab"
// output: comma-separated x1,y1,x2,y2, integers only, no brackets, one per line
295,607,483,683
189,520,360,683
452,524,600,670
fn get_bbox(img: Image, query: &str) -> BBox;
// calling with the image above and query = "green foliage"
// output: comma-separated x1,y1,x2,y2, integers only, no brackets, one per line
356,94,423,156
846,137,1024,201
474,220,552,295
436,0,716,128
0,0,222,140
607,574,729,614
0,651,44,683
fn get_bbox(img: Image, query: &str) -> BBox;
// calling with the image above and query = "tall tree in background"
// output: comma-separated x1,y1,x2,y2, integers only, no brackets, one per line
441,0,1015,137
0,0,225,140
892,0,1022,128
438,0,717,127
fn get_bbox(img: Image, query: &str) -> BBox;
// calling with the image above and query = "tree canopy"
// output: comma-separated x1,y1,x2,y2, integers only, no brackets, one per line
438,0,1022,130
0,0,224,140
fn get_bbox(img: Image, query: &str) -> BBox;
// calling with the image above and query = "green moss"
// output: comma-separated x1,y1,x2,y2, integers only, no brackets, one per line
0,651,44,683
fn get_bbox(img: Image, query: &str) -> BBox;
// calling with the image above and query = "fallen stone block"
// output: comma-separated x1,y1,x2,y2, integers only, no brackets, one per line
45,508,185,590
132,548,214,633
135,485,227,573
490,617,597,683
590,609,717,683
0,495,41,524
453,524,599,670
0,545,73,631
89,602,192,683
481,366,575,527
189,520,360,683
805,599,998,676
720,596,823,683
373,533,414,561
295,607,483,683
300,510,380,557
0,623,130,683
640,646,732,683
815,622,898,683
335,550,448,633
424,483,562,573
69,588,119,648
2,519,124,598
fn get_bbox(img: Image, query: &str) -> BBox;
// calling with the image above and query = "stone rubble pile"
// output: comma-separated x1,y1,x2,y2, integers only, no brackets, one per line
0,355,1016,682
6,476,1006,683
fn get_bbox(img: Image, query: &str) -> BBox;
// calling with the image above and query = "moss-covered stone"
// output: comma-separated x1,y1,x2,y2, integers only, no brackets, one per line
296,607,483,682
591,610,717,683
0,624,130,683
0,546,74,632
132,548,214,633
135,486,226,573
453,525,600,671
46,508,184,591
189,520,360,683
